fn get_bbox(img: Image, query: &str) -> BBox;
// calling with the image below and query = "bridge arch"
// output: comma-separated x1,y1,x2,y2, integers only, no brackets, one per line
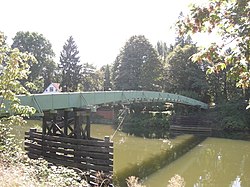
5,90,209,116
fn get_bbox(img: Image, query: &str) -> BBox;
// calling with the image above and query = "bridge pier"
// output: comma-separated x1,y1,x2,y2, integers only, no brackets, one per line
25,107,113,185
42,108,92,139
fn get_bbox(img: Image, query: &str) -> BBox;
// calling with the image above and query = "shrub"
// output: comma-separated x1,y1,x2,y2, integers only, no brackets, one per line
122,113,170,138
0,120,89,187
215,100,250,131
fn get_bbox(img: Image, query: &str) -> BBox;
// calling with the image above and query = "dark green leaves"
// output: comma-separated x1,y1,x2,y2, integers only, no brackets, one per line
12,31,55,92
59,36,81,92
113,35,163,91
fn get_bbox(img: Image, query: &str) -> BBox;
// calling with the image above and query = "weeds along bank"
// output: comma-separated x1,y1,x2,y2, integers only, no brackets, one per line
0,122,90,187
0,157,89,187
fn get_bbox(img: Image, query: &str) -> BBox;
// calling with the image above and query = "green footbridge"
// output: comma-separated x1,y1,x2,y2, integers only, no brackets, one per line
1,90,208,116
1,90,209,181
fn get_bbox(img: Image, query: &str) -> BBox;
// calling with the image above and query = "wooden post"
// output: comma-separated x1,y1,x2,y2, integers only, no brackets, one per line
104,136,110,143
86,109,91,139
74,111,81,139
30,128,37,133
64,110,68,136
41,112,47,158
53,113,57,135
42,115,47,135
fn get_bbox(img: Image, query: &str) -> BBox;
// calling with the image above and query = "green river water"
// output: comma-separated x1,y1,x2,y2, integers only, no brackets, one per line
11,120,250,187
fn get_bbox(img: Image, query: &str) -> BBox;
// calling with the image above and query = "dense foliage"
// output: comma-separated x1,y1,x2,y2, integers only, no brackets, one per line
0,32,36,120
81,63,103,91
121,103,170,138
59,36,82,92
176,0,250,104
210,100,250,132
113,35,163,91
103,64,112,91
0,34,35,158
165,44,208,102
0,32,90,187
11,31,56,92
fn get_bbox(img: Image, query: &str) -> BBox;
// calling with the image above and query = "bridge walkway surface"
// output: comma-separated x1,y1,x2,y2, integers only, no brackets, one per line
1,90,208,116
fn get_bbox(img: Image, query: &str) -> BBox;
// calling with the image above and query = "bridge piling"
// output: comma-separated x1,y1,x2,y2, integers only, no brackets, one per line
25,108,113,185
41,108,92,139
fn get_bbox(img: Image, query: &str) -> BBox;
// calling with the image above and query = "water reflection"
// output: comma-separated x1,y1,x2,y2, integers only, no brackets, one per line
144,138,250,187
11,121,250,187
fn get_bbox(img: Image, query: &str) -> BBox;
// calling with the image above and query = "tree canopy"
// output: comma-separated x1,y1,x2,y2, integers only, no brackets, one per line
11,31,56,91
59,36,81,92
80,63,103,91
0,32,35,122
113,35,163,91
165,44,208,101
103,64,112,91
176,0,250,104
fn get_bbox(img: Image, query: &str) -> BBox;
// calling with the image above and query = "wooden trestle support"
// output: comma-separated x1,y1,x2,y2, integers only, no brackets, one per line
42,108,91,139
25,108,113,186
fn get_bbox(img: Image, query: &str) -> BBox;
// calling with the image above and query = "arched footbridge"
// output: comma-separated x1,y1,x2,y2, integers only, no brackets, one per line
1,91,209,139
1,91,208,116
1,90,210,175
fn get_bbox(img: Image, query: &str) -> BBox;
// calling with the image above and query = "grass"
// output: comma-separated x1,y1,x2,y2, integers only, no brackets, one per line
0,153,90,187
0,163,36,187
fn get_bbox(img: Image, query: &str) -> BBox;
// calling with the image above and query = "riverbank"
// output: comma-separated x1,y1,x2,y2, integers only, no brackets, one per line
7,119,250,187
0,131,90,187
0,157,89,187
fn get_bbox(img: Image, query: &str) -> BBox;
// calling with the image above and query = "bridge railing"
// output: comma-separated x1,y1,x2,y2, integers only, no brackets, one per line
1,91,208,116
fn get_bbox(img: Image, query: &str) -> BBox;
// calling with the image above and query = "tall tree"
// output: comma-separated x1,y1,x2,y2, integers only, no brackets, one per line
112,54,122,89
80,63,103,91
156,41,169,62
174,35,193,48
113,35,163,91
11,31,56,92
176,0,250,105
206,64,243,103
59,36,81,92
103,64,112,91
0,31,7,45
0,32,35,149
165,44,208,101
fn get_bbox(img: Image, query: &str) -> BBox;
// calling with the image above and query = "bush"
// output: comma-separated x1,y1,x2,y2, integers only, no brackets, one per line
122,113,170,138
0,156,90,187
215,100,250,131
0,120,89,187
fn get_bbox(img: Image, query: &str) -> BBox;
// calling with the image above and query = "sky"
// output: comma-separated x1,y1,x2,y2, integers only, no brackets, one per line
1,0,208,68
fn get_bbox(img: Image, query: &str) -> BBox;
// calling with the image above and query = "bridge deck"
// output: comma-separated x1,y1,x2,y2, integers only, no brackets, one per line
1,91,208,116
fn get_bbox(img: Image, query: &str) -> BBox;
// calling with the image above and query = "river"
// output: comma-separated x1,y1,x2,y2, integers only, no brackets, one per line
11,120,250,186
143,137,250,187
